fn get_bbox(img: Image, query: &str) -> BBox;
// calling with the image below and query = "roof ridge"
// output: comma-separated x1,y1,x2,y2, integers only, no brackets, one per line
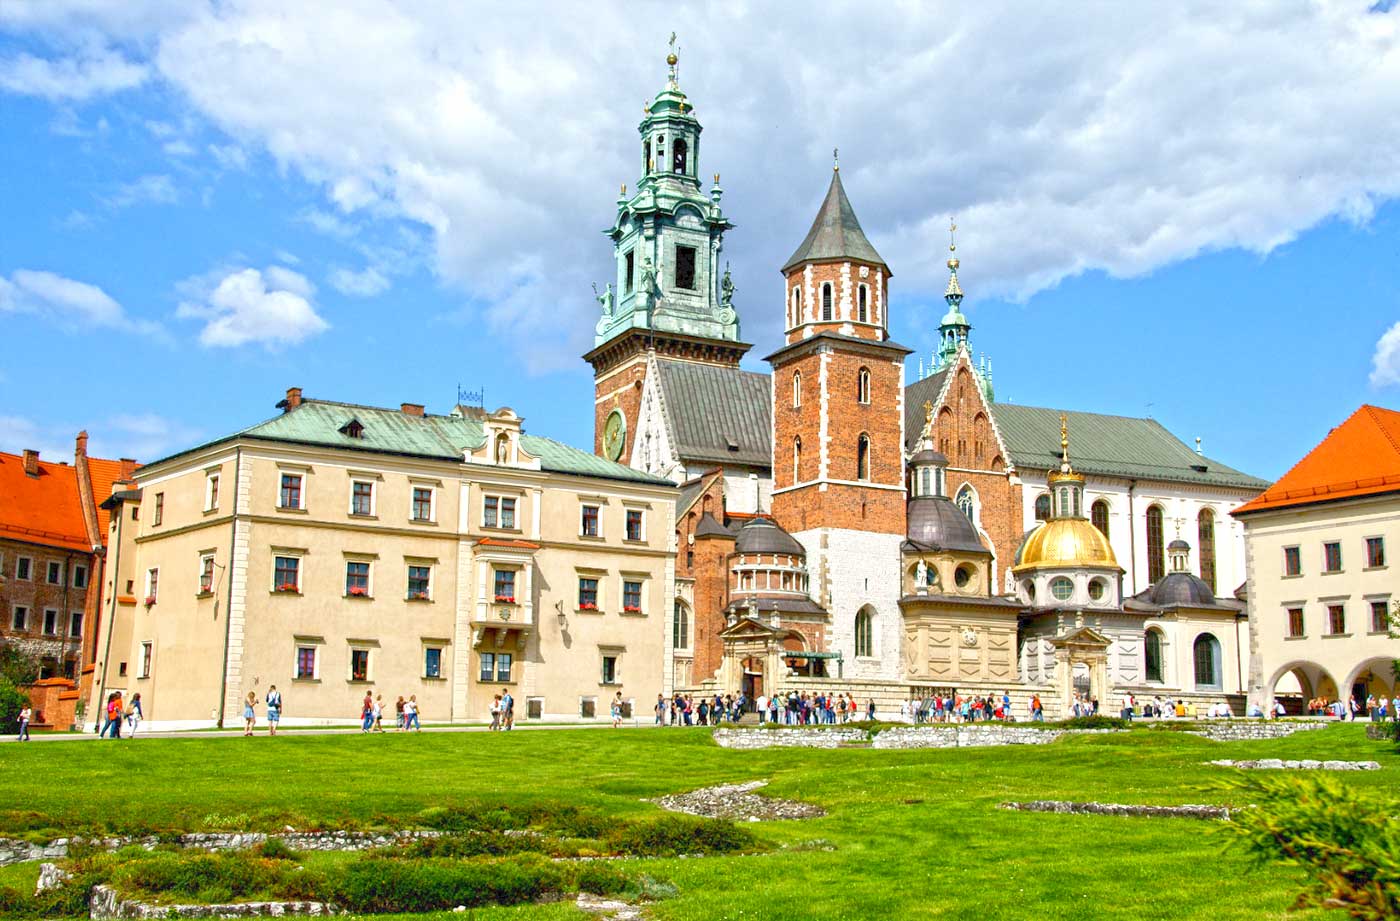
1362,403,1400,457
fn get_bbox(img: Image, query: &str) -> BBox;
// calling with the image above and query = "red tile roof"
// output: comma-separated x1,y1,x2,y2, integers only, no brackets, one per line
0,452,90,552
1233,404,1400,516
86,456,130,541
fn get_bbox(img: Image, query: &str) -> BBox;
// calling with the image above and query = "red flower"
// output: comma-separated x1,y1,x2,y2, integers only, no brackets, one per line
579,602,597,611
624,605,641,613
494,594,515,603
143,596,157,606
276,583,298,593
411,591,429,600
348,585,369,597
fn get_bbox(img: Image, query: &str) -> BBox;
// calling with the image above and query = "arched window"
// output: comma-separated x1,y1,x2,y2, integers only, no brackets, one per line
857,367,871,404
1058,487,1069,517
821,283,833,321
858,284,868,322
1145,629,1164,683
1197,509,1217,593
956,485,976,523
1091,499,1110,538
1192,633,1221,688
854,608,874,657
791,287,802,325
919,467,931,496
856,434,871,481
1146,505,1165,583
672,601,690,650
672,138,687,174
793,437,802,483
792,371,802,408
1034,494,1051,521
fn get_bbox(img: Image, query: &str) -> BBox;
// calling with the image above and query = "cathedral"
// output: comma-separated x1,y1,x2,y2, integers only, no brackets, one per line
585,51,1267,716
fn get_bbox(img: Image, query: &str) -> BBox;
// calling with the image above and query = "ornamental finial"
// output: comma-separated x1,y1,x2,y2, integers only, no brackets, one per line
666,32,679,85
946,217,961,274
1060,412,1072,473
833,147,839,172
949,218,957,253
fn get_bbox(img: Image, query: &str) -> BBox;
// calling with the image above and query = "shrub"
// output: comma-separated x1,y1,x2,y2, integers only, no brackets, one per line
607,815,756,857
1054,715,1131,730
1222,774,1400,920
573,862,630,896
395,832,546,860
0,680,29,732
330,855,566,913
256,838,298,861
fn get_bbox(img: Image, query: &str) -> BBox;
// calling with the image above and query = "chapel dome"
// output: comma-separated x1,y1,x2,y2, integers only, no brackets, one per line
906,498,987,554
734,517,805,557
1147,571,1217,607
1012,518,1120,572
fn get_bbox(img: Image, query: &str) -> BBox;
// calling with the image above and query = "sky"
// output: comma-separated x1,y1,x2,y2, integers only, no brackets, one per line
1,1,1399,481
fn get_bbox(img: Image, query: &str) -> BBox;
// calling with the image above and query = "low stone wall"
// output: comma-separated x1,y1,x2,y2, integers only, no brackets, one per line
0,830,443,868
90,884,337,919
1207,758,1381,771
1187,720,1329,741
1001,801,1230,820
871,726,1065,750
712,728,866,749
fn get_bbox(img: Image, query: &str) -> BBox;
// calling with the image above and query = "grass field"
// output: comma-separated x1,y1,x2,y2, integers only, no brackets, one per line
1,722,1392,920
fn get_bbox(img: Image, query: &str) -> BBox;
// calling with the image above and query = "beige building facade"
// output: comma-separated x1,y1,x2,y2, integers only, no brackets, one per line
88,392,676,730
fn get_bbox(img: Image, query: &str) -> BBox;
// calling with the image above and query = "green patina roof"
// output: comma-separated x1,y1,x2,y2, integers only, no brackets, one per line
781,169,887,273
989,403,1268,491
149,399,672,486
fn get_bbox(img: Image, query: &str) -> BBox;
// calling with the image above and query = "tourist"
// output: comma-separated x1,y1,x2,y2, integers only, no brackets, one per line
17,703,30,741
1273,699,1287,719
405,695,420,731
490,694,502,730
866,698,876,721
126,692,143,736
395,695,406,730
1121,693,1135,721
360,692,374,733
656,694,667,725
371,694,386,732
1347,696,1359,721
612,691,624,728
104,692,124,738
502,690,514,730
1031,694,1043,722
266,685,281,736
243,691,257,736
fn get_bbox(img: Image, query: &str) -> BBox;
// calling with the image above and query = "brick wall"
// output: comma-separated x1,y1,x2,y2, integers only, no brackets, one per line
688,531,733,684
592,356,648,465
783,261,889,342
0,538,92,679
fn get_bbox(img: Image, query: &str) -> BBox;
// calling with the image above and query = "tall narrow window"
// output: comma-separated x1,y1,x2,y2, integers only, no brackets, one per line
675,245,697,290
792,371,801,408
857,434,871,481
793,437,802,484
791,287,802,325
821,283,833,321
956,486,976,523
279,474,302,510
1287,607,1305,638
1146,505,1165,584
1091,499,1110,537
153,492,164,526
351,481,374,516
624,250,635,294
206,474,220,511
1323,541,1342,573
857,367,871,404
1283,546,1301,576
411,487,434,522
1192,634,1220,688
1144,630,1164,682
854,608,874,657
1197,509,1217,593
858,284,868,322
1327,604,1346,635
672,138,687,173
1371,600,1389,633
1366,537,1386,568
673,601,690,649
494,569,516,603
199,555,215,594
1034,494,1051,522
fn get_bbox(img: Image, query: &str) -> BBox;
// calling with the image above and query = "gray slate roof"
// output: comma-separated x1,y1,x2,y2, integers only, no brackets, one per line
781,170,887,273
991,403,1268,490
656,359,771,467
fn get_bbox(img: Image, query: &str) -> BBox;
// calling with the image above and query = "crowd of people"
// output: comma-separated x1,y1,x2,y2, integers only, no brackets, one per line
902,692,1034,722
93,690,142,738
1298,695,1398,721
357,691,424,732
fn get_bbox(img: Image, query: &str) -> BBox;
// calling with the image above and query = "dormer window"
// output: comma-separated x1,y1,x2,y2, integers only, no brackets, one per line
339,419,364,439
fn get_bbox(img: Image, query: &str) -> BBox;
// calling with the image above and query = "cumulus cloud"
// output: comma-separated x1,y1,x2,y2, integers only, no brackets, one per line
0,268,160,334
0,47,147,100
176,266,328,348
105,173,178,208
0,412,199,462
1371,321,1400,388
329,265,390,297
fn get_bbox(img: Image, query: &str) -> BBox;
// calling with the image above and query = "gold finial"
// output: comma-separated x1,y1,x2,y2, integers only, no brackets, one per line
1060,412,1072,472
713,172,720,185
667,31,678,65
648,158,655,171
920,400,935,443
949,218,957,252
620,183,627,196
833,147,839,172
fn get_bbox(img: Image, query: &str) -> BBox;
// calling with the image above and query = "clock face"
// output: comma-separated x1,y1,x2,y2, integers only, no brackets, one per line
603,410,626,461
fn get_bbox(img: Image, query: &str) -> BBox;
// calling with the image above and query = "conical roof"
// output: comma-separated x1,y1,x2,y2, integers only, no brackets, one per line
781,169,887,273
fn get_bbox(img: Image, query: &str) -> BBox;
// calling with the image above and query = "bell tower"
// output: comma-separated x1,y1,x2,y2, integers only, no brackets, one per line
585,38,750,465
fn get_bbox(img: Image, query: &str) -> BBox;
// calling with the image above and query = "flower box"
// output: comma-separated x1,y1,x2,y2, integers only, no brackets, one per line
143,596,157,606
410,591,430,601
624,605,641,613
578,602,598,611
275,583,299,593
347,586,369,597
494,595,515,604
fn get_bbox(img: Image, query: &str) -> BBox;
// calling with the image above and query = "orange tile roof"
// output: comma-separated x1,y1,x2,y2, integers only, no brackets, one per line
1233,404,1400,516
86,456,130,541
0,452,91,552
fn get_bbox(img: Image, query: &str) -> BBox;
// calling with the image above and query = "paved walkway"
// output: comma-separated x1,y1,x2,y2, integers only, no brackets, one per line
2,720,682,743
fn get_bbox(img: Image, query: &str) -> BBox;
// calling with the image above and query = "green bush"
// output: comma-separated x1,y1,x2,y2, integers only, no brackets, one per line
573,862,630,895
1222,774,1400,920
396,831,549,859
1053,715,1132,730
0,679,29,731
607,815,756,857
330,855,566,913
255,838,298,861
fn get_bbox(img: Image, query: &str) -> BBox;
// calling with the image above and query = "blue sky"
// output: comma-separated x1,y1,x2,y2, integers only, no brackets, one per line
2,3,1398,481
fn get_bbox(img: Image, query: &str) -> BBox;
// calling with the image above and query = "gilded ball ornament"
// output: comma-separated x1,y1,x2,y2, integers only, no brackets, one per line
947,257,959,270
667,53,678,66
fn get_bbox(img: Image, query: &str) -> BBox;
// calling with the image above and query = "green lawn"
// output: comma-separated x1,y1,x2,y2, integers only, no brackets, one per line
1,723,1392,920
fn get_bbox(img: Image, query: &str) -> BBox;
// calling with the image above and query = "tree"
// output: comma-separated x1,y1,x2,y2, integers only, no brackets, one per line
0,646,39,686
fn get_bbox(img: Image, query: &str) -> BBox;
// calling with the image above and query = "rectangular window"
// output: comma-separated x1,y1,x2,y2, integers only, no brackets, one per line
145,568,159,604
1323,541,1342,573
623,580,642,612
69,612,83,638
139,642,152,678
624,250,635,294
296,646,318,680
15,557,31,580
1366,537,1385,568
1372,600,1391,634
407,565,431,600
153,492,164,526
601,655,618,685
47,561,62,585
479,652,495,682
580,697,596,718
581,504,600,537
496,652,512,682
279,474,303,510
346,561,370,597
11,606,26,631
1287,607,1304,638
483,496,516,529
1283,546,1301,576
1327,604,1346,635
675,244,696,290
72,564,88,589
199,554,215,594
411,487,434,522
43,609,58,635
350,649,370,682
351,480,374,516
578,577,599,609
424,647,442,679
625,509,644,542
274,556,300,592
493,569,516,603
206,473,220,511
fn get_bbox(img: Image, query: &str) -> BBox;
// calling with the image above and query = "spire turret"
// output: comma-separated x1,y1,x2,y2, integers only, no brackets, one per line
937,219,971,366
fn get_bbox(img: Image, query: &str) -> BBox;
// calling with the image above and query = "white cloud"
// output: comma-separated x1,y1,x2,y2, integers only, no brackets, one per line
208,143,247,170
0,48,147,100
0,269,160,335
0,415,70,461
0,412,199,463
328,265,390,297
177,266,328,348
105,173,178,208
1371,321,1400,388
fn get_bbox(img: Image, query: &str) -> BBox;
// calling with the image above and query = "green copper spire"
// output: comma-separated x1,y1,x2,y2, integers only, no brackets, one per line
594,39,739,347
936,219,971,366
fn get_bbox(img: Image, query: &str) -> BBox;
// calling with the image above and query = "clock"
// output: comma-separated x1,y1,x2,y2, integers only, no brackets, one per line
603,410,626,461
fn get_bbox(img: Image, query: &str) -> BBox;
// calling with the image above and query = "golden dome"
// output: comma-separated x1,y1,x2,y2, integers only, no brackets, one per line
1013,518,1120,572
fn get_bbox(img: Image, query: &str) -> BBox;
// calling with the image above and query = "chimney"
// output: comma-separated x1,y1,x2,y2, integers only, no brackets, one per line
75,430,89,458
400,403,425,417
22,449,39,477
119,458,137,481
278,387,303,413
